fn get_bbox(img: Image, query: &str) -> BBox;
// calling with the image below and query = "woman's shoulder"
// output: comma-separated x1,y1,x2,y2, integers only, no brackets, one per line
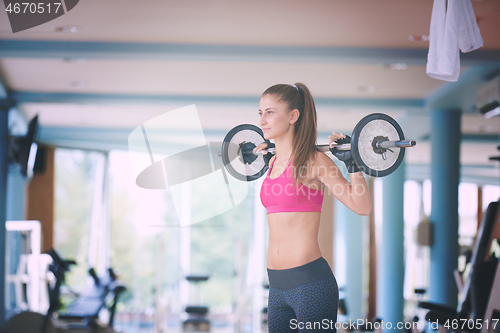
309,151,339,179
311,150,334,166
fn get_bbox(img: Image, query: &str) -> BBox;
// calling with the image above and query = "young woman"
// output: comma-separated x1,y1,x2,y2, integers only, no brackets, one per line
254,83,372,332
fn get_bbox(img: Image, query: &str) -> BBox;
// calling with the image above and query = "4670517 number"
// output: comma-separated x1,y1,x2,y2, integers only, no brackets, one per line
444,319,499,330
5,2,62,14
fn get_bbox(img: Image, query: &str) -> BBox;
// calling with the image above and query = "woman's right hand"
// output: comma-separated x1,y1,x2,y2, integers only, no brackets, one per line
254,142,275,166
253,142,269,154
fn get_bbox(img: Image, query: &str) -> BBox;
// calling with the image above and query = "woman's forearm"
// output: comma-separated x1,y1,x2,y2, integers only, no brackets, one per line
348,172,372,215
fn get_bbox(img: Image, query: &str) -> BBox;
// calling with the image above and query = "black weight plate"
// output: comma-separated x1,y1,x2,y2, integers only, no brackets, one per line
351,113,405,177
221,124,269,181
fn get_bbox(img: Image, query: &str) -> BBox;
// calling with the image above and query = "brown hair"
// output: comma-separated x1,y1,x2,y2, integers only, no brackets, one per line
262,83,318,184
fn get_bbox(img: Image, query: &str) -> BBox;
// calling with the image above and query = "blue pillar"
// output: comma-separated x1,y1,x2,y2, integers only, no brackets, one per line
377,160,405,330
6,173,26,221
4,109,28,313
6,171,27,313
334,198,365,321
429,110,460,306
0,108,8,327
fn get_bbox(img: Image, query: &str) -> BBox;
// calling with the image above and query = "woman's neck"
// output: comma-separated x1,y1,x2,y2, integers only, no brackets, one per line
273,134,294,163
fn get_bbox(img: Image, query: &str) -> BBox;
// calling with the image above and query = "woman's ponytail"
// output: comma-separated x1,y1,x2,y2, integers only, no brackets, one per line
262,82,318,184
292,83,317,184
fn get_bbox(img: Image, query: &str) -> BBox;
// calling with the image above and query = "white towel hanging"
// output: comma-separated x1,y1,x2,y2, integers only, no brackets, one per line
458,0,483,52
426,0,483,82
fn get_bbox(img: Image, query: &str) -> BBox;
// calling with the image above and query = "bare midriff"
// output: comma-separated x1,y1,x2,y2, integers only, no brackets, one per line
267,211,322,269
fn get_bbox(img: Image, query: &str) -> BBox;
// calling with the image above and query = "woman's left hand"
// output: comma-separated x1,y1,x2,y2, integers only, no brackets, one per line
328,132,359,173
328,131,346,147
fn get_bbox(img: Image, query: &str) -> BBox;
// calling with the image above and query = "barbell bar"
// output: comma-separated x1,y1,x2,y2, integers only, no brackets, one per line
250,140,416,156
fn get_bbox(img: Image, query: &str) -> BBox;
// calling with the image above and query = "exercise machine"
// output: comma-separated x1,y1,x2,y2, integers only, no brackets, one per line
182,274,210,332
419,201,500,332
6,248,126,333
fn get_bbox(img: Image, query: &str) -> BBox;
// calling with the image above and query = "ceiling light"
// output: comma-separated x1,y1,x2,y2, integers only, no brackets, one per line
380,63,408,70
408,35,428,42
69,81,88,88
477,76,500,118
390,63,407,70
482,106,500,119
54,25,80,33
474,125,496,133
358,86,376,93
63,58,86,64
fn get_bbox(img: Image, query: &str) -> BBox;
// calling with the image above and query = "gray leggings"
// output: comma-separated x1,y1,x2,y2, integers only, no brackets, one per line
267,257,339,332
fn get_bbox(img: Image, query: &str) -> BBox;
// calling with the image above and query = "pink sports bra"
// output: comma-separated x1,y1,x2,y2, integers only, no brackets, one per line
260,158,324,214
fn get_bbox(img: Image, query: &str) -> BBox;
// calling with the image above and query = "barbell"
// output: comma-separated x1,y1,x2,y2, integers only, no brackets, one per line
220,113,416,181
